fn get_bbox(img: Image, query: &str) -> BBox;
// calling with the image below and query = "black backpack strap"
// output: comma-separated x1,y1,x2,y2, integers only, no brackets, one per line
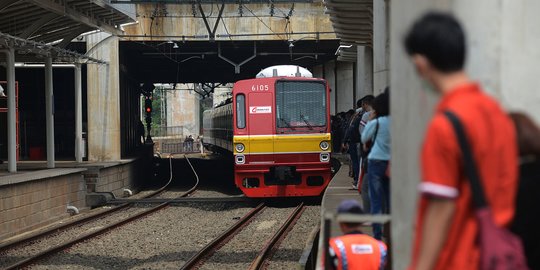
443,111,487,208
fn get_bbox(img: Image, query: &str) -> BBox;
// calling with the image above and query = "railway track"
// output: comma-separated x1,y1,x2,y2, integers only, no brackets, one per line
182,202,306,270
0,155,198,270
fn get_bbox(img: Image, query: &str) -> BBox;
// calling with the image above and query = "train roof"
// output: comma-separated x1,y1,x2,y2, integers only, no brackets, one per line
255,65,312,78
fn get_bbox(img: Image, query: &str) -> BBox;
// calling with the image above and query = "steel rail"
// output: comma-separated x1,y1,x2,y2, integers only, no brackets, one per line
4,155,199,269
0,188,166,253
4,188,196,270
248,202,306,270
180,203,266,270
108,195,250,204
0,155,178,252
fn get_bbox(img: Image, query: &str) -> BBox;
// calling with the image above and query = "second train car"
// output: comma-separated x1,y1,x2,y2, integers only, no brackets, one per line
203,65,332,198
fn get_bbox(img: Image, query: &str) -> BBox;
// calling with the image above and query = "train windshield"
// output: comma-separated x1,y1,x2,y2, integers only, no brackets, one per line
275,81,327,130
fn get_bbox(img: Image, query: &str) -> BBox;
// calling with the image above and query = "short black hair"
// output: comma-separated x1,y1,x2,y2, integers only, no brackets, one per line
404,12,466,72
373,91,389,117
362,95,375,106
356,98,364,108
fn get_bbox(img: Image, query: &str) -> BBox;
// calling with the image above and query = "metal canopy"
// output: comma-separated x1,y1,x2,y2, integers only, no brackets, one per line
324,0,372,62
0,0,134,63
121,39,340,83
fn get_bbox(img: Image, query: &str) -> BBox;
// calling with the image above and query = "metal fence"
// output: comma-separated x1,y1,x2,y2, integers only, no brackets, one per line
161,141,202,154
112,0,313,3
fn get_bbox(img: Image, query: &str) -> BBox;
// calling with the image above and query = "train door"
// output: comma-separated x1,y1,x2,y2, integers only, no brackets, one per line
247,92,274,162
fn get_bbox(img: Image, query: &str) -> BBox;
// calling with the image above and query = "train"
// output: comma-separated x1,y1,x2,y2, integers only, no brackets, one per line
203,65,332,198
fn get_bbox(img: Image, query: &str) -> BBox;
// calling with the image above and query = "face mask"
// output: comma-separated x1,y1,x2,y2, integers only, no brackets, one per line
421,79,437,94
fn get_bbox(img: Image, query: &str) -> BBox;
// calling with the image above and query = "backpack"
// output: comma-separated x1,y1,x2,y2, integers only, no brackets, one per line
348,113,363,143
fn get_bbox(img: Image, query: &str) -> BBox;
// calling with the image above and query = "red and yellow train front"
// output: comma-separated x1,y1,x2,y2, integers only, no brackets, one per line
232,77,332,198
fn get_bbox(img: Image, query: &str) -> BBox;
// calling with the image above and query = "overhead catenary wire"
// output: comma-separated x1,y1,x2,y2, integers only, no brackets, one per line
242,4,285,40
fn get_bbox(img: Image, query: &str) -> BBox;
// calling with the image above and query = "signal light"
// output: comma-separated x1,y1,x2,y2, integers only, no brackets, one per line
144,98,153,114
144,97,153,125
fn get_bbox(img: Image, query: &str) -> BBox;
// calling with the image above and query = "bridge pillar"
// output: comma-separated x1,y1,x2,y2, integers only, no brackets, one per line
336,61,354,112
45,56,55,168
1,48,16,172
86,33,121,161
74,63,83,163
373,0,390,94
324,61,337,115
356,46,373,98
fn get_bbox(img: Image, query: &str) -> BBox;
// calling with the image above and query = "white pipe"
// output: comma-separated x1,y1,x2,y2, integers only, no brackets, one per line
45,56,55,168
123,188,133,197
0,48,17,172
74,63,83,162
66,205,79,215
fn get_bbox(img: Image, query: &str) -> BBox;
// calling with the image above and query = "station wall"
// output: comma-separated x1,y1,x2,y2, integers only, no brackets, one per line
0,160,144,241
0,170,86,240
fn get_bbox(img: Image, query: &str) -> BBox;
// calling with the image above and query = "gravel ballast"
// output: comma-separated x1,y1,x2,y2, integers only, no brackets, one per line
30,203,253,270
199,206,297,270
3,188,320,270
266,205,320,270
0,204,155,268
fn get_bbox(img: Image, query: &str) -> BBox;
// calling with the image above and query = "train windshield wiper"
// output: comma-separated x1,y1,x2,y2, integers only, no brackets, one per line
279,118,295,130
300,114,313,130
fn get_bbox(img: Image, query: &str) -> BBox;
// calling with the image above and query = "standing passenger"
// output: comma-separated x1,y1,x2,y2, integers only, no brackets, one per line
361,91,390,240
358,95,375,212
404,12,519,270
342,99,365,189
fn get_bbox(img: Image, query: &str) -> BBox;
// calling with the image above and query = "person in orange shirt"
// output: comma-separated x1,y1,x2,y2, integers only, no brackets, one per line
329,200,387,270
404,12,519,270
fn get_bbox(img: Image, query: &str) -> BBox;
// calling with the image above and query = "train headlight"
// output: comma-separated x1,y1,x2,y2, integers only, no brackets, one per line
235,154,245,164
319,141,330,151
235,143,245,153
320,153,330,162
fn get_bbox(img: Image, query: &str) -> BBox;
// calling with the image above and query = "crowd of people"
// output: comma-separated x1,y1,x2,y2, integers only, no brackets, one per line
327,90,391,269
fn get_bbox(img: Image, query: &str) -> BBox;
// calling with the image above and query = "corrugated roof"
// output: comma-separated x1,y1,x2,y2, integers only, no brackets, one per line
0,0,134,63
324,0,372,62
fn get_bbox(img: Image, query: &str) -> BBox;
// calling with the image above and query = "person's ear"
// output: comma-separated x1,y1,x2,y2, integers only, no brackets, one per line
412,54,430,79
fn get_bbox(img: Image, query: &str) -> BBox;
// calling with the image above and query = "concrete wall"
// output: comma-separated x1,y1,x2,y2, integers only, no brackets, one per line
312,65,323,79
356,46,374,97
166,83,201,137
87,33,121,161
0,171,86,240
390,1,540,268
324,61,337,115
124,3,336,41
335,61,354,112
318,60,356,114
373,0,390,95
83,161,140,198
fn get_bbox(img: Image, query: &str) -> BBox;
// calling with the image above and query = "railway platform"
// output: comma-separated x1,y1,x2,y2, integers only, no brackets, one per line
315,157,381,269
320,159,361,237
0,159,145,241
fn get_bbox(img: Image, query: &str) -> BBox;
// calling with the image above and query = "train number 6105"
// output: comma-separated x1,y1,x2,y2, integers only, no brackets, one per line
251,84,269,91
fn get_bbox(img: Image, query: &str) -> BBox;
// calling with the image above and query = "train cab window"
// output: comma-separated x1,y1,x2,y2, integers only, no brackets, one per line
236,94,246,128
276,81,326,130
